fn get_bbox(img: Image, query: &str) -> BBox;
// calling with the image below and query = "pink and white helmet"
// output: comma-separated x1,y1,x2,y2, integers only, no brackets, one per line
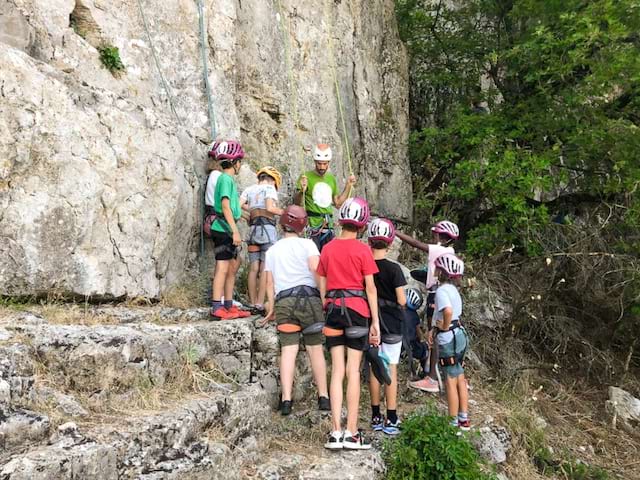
207,141,220,158
431,220,459,240
338,197,370,228
313,143,332,161
368,218,395,245
434,253,464,278
215,140,245,161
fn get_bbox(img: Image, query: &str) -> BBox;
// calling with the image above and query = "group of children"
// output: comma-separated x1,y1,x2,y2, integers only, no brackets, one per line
204,139,471,449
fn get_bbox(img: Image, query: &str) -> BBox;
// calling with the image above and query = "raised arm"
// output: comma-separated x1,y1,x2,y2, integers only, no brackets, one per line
333,175,356,208
396,231,430,253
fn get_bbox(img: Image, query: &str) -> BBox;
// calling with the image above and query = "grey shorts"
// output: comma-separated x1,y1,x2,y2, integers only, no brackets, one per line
248,242,273,263
275,296,324,347
439,327,468,378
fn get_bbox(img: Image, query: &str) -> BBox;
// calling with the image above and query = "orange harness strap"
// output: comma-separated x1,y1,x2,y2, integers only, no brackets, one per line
323,326,344,337
277,323,302,333
247,244,261,253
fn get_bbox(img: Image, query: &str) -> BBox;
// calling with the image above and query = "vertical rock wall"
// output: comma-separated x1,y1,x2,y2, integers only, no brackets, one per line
0,0,410,298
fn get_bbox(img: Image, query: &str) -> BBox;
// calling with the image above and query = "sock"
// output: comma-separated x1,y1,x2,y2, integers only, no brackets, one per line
224,300,233,309
387,409,398,424
371,405,381,418
331,430,342,439
450,418,459,427
211,300,223,310
343,430,353,439
458,411,468,421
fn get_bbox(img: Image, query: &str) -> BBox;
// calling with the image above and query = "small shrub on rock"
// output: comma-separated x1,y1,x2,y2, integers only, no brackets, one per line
382,405,496,480
98,44,125,73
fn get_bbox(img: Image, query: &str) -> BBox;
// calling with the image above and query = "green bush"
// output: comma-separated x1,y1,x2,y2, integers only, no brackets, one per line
98,44,125,73
382,406,496,480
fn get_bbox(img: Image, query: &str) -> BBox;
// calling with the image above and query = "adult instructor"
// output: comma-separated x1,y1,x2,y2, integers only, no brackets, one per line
294,143,356,252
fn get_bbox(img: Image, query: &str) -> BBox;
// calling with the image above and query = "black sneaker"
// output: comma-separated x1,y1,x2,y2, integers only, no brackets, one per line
318,396,331,411
371,415,384,432
280,400,293,416
343,429,371,450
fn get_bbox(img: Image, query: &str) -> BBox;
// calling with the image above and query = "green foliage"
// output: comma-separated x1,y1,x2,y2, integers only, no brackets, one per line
382,405,496,480
396,0,640,255
98,45,125,73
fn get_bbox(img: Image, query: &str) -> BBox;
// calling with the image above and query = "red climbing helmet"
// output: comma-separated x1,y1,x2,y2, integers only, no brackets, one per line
338,197,370,228
434,253,464,278
215,140,245,161
367,218,395,245
279,205,308,234
431,220,459,240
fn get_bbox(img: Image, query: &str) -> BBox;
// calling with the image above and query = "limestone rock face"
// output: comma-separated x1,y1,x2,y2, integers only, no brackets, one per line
0,0,411,299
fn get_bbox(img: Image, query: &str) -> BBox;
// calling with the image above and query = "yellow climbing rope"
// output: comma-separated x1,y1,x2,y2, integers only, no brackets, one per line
323,0,355,197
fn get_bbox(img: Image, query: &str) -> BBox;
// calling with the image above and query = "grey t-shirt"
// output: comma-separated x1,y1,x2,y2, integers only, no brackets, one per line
434,283,462,345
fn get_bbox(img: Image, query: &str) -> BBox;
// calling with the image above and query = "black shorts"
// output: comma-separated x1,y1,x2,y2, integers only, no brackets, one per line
324,307,370,352
211,231,238,261
426,291,436,323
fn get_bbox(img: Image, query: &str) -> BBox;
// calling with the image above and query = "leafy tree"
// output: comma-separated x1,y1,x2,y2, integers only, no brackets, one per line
397,0,640,255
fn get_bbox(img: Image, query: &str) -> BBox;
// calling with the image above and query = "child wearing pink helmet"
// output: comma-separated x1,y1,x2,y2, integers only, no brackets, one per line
367,218,407,436
318,197,381,451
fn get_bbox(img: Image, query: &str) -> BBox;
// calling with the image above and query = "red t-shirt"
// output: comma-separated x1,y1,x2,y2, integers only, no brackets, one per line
317,238,379,318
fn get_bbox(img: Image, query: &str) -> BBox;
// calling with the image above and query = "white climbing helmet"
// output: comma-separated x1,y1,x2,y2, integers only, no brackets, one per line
434,253,465,278
338,197,370,228
367,218,395,245
313,143,332,162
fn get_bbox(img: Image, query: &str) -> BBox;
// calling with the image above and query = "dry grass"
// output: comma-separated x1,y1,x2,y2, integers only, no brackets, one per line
159,269,210,309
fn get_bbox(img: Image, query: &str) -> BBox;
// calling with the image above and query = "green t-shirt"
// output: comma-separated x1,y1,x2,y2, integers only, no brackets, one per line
297,170,338,228
212,173,241,233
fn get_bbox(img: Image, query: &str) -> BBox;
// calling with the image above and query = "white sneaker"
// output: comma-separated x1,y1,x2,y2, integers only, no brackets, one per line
343,430,371,450
324,431,343,450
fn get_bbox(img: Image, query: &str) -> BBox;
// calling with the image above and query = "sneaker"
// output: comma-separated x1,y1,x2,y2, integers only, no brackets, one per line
227,305,251,318
458,419,471,431
409,376,440,393
371,415,384,432
318,396,331,411
324,431,343,450
210,306,236,320
249,304,266,315
280,400,292,416
382,418,401,436
343,430,371,450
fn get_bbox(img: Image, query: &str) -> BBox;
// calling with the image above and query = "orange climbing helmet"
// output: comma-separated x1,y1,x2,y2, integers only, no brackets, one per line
257,166,282,190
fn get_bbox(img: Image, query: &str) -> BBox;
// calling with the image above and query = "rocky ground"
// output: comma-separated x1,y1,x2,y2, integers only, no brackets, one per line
1,301,639,479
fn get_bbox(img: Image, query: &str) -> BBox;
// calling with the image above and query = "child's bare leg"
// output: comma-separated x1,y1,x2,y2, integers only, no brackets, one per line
306,345,328,398
224,257,240,302
280,344,299,401
247,260,259,305
445,375,459,418
458,373,469,414
329,346,346,432
256,260,267,305
369,368,381,407
345,348,364,433
212,260,230,301
386,365,398,410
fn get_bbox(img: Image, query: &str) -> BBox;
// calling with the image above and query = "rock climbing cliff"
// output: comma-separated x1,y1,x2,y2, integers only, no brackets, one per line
0,0,410,299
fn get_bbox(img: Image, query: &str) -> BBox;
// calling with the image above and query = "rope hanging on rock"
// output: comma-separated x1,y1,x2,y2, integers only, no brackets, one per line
324,0,354,197
275,0,308,209
196,0,218,258
136,0,182,125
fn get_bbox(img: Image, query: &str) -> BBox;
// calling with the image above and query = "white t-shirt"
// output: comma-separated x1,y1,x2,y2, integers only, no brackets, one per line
264,237,320,295
434,283,463,345
427,244,455,289
204,170,221,208
240,183,278,210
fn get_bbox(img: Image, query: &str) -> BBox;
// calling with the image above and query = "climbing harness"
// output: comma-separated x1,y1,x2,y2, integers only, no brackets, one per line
435,320,467,368
324,289,370,339
377,300,404,345
275,285,325,335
